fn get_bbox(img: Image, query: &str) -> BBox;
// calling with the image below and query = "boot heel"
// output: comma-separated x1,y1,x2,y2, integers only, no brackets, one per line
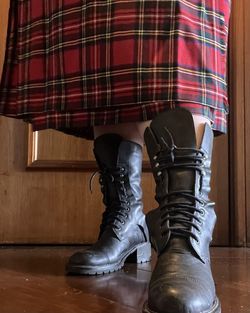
126,242,151,264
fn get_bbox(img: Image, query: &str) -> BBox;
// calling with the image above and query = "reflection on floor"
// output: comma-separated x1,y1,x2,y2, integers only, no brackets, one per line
0,247,249,313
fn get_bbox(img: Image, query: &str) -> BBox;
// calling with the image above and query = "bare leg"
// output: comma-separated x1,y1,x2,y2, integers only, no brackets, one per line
192,114,212,147
94,121,150,147
94,114,211,148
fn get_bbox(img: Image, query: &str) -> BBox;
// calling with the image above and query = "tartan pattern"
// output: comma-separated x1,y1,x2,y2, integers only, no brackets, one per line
0,0,231,138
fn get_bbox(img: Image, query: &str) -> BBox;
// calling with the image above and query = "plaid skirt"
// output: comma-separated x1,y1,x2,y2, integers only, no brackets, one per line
0,0,231,139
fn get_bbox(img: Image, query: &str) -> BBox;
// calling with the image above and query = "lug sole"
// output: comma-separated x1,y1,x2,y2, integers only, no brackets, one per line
66,242,151,275
142,297,221,313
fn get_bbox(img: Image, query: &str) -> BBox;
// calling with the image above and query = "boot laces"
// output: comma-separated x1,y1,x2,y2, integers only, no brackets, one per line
155,146,207,242
90,167,131,234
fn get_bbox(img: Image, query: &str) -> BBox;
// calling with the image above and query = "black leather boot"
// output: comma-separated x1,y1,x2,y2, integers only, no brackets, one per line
143,108,220,313
66,134,151,275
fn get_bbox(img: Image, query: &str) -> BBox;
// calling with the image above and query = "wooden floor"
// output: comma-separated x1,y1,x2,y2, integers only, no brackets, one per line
0,247,249,313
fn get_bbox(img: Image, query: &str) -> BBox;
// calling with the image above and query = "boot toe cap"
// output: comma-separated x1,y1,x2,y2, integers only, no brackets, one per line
68,250,109,267
148,280,216,313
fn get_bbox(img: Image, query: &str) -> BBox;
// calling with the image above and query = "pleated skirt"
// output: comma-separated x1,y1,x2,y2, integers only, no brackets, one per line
0,0,231,139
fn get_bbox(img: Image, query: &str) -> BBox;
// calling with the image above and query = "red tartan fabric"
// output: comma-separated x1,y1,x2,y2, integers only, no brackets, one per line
0,0,231,139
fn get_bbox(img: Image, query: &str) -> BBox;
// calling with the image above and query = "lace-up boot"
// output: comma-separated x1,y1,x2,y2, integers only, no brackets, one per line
66,133,151,275
143,108,220,313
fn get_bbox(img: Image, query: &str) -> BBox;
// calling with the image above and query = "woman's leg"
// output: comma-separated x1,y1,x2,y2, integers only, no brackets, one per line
192,114,212,147
94,121,150,147
94,114,211,148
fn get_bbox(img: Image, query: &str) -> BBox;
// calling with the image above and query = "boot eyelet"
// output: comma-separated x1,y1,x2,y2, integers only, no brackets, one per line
200,200,205,207
121,221,125,225
200,209,205,216
157,171,162,177
155,162,159,168
153,155,158,160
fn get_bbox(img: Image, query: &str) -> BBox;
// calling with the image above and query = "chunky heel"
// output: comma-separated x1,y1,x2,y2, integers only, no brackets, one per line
126,242,151,264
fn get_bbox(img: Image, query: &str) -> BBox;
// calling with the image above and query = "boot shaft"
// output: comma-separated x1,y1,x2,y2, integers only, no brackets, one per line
94,134,143,205
144,109,213,202
93,134,146,240
144,108,216,262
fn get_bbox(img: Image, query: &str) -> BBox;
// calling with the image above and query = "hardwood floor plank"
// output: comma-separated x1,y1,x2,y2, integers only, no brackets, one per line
0,247,249,313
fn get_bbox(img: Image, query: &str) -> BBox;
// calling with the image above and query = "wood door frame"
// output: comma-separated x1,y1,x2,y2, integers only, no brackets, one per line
229,0,249,247
244,0,250,247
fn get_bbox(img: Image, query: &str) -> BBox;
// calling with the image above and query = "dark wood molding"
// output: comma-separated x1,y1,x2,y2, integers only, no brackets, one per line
229,0,247,246
244,0,250,245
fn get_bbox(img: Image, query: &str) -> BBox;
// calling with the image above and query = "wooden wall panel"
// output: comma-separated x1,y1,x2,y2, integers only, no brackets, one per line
0,117,159,244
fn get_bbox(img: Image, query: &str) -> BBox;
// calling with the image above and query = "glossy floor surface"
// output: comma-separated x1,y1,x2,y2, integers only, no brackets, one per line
0,247,249,313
